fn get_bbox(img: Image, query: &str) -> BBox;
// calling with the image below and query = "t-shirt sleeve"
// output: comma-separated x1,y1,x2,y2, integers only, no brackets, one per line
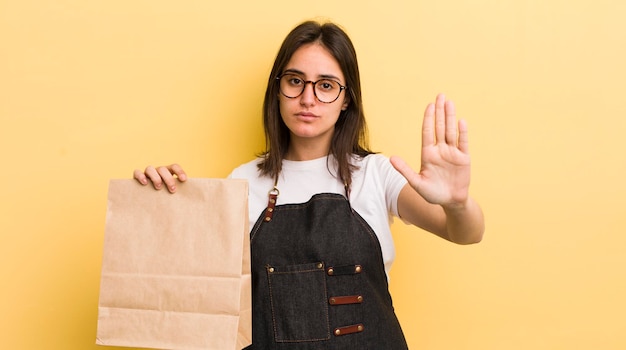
227,158,257,180
374,154,408,218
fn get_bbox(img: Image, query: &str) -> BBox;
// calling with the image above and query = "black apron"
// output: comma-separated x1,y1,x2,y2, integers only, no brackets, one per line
246,190,408,349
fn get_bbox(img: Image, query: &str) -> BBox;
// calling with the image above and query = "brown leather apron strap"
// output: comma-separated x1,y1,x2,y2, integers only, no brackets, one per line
328,295,364,305
333,324,364,336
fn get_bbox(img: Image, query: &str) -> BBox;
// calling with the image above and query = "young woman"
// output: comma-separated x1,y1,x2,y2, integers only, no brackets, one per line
134,20,484,349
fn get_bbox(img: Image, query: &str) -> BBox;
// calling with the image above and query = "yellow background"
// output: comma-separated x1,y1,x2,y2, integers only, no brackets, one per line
1,0,625,349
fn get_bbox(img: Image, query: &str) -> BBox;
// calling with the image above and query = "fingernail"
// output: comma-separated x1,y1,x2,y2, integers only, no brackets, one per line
170,186,176,192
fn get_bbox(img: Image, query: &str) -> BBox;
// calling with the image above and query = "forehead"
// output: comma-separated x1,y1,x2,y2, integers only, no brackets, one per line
284,43,344,81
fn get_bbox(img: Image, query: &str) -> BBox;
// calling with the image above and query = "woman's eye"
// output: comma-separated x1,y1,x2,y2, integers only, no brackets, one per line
319,81,335,91
289,78,303,85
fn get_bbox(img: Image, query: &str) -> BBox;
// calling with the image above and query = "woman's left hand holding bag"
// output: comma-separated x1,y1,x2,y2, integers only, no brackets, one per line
133,163,188,193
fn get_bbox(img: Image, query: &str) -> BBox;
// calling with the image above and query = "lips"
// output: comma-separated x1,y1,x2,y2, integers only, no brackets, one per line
295,111,319,121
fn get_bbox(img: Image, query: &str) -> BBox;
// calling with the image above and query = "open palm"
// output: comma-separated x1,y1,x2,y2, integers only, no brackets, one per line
391,94,472,207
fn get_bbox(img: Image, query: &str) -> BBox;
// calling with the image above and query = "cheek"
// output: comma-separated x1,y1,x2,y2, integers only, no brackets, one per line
278,98,290,117
330,104,345,119
278,94,293,106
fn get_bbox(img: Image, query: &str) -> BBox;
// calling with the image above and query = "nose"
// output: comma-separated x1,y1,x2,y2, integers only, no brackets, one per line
299,81,316,106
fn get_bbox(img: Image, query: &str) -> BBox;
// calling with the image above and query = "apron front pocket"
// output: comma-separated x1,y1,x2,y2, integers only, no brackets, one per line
266,262,330,342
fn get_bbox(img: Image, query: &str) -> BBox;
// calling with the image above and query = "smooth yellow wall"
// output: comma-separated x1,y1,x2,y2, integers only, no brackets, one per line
2,1,625,349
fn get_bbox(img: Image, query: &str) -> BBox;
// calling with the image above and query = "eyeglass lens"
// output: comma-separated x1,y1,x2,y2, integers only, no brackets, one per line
279,74,343,103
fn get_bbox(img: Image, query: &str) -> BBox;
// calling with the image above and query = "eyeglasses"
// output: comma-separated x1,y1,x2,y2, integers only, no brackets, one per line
277,73,347,104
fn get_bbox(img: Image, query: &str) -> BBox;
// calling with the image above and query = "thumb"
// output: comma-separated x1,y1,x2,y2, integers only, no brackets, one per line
390,155,422,188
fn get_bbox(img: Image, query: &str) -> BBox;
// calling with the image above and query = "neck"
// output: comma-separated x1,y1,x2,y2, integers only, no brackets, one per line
285,137,331,161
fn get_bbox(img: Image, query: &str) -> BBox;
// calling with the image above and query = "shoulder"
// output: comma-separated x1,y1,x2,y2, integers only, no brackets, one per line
351,153,407,212
352,153,398,176
228,158,263,180
358,153,391,166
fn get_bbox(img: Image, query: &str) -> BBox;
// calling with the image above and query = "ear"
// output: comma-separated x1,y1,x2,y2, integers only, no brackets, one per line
341,96,350,111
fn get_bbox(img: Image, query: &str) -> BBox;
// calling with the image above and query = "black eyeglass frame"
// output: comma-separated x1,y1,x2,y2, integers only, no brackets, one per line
276,74,347,104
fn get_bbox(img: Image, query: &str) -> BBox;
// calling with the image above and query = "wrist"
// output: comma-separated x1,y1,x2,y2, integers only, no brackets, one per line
442,198,470,213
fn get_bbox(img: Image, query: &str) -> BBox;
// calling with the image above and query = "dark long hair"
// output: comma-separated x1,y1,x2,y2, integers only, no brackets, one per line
257,20,373,189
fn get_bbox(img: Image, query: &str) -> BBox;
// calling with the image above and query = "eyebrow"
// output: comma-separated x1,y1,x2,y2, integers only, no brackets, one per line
283,68,343,82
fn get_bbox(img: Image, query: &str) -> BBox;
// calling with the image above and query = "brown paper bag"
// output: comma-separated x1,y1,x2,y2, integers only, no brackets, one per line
96,178,251,350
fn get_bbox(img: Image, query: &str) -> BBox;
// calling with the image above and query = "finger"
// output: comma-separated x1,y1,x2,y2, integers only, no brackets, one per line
458,119,470,154
168,163,188,182
133,169,148,185
444,99,458,146
434,93,446,144
144,166,165,190
422,103,435,147
156,166,179,193
390,155,421,189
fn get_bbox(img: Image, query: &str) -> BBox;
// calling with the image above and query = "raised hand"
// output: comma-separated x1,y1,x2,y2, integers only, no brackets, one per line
390,94,471,208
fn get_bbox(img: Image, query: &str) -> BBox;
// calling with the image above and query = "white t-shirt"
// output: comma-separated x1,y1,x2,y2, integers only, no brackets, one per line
228,153,408,278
